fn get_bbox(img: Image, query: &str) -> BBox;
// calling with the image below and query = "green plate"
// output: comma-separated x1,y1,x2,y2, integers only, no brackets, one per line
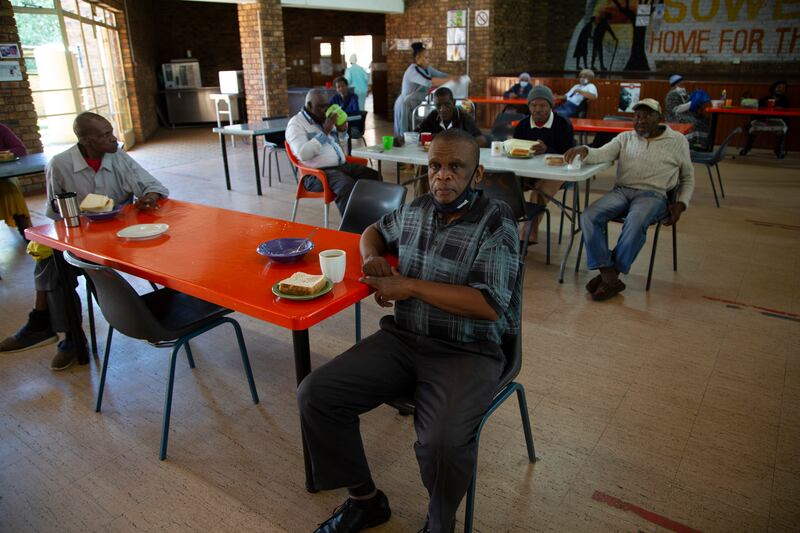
272,278,333,301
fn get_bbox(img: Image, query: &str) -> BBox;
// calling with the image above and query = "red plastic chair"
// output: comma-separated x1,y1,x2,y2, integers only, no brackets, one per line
284,141,367,228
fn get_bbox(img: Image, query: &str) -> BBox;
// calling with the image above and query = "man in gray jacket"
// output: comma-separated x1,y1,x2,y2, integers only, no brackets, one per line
0,112,168,369
565,98,694,301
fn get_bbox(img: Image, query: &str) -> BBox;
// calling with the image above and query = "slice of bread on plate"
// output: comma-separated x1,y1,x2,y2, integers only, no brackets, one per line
278,272,327,295
80,193,114,213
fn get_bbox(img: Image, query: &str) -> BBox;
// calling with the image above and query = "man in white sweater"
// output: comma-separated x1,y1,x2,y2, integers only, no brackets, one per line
286,89,379,215
565,98,694,301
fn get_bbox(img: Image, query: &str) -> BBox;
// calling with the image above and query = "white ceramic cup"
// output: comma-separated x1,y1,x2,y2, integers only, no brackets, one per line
491,141,503,156
319,249,347,283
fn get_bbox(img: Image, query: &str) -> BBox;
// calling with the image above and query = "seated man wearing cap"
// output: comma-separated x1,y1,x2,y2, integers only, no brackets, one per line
512,84,575,242
565,99,694,301
287,88,380,216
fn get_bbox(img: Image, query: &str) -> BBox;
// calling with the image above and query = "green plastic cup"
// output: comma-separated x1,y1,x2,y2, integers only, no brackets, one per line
382,135,394,151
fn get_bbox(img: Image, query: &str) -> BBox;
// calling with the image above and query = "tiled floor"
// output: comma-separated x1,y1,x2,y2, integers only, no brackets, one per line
1,117,798,532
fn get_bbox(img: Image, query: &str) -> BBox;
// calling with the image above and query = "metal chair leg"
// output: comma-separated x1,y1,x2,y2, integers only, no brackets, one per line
545,209,551,265
184,341,196,369
223,317,259,405
86,282,97,356
355,301,361,342
672,224,678,271
646,223,662,291
715,163,725,199
95,327,114,413
707,165,720,208
323,203,329,229
159,342,182,460
575,233,584,273
558,188,567,244
291,200,299,222
515,384,537,463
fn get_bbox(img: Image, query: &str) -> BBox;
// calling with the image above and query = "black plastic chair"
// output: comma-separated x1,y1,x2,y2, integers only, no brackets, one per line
347,111,368,154
338,180,407,341
260,115,296,186
63,251,260,460
391,266,536,533
476,171,551,264
575,188,679,291
490,111,526,142
690,127,742,208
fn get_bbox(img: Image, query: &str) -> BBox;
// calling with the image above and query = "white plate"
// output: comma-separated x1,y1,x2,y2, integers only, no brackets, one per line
117,223,169,240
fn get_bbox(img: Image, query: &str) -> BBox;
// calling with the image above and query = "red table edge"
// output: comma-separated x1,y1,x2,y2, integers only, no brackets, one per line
25,222,372,332
705,106,800,117
570,119,693,134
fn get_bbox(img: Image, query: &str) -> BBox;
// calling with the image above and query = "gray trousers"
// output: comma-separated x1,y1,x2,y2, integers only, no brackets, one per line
303,163,380,215
33,254,81,333
297,316,503,533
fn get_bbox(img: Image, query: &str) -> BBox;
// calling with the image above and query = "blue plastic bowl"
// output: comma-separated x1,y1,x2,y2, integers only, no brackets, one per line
256,238,314,263
82,206,123,221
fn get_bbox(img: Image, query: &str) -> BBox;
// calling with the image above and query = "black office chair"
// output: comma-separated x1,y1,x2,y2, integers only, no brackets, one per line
490,111,526,142
63,251,260,460
391,266,536,533
575,187,679,291
690,127,742,208
260,115,296,186
338,180,407,341
477,171,551,264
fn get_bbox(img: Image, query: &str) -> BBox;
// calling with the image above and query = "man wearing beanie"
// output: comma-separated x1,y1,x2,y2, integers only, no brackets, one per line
512,84,576,243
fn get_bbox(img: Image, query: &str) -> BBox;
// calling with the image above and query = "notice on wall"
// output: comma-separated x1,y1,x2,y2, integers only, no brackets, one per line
447,10,466,27
446,9,467,62
0,61,22,82
475,10,490,27
618,83,641,112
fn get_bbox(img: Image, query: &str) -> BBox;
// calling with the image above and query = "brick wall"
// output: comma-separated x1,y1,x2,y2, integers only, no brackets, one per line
120,0,159,143
155,0,242,88
282,8,385,88
238,0,288,123
0,0,44,193
387,0,495,113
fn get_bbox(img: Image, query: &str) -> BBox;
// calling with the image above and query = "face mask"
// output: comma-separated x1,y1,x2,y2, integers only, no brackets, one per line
580,78,588,85
432,166,478,215
520,81,529,87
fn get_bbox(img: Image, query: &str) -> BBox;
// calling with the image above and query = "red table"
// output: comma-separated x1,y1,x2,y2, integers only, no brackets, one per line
470,96,529,106
705,106,800,152
571,118,694,135
25,199,370,490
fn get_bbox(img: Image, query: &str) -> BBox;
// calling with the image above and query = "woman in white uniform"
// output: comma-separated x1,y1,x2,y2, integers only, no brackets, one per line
393,42,453,137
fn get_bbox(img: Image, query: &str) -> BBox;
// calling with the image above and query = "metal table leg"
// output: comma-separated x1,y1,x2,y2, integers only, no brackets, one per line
292,329,316,492
558,182,581,283
53,251,89,365
220,134,231,191
252,137,263,196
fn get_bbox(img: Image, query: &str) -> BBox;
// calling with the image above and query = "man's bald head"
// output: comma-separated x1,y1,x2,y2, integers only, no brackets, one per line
73,112,118,156
304,89,331,123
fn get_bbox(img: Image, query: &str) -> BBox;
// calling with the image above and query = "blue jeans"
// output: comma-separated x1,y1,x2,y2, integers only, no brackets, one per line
555,101,579,119
580,186,668,275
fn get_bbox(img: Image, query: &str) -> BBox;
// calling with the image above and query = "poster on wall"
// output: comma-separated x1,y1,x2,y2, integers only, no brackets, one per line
447,27,466,44
618,82,641,112
446,45,466,62
447,10,466,27
0,61,23,82
0,43,21,59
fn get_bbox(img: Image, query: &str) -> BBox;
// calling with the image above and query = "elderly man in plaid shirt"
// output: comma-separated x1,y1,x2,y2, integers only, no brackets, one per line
298,129,521,533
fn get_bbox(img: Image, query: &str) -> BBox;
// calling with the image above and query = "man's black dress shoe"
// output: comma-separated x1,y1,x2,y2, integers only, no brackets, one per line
314,490,391,533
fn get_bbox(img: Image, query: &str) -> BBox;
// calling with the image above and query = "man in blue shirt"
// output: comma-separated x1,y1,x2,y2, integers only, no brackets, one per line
298,129,520,533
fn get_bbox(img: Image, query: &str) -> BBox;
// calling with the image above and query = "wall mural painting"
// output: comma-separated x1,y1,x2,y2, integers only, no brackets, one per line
565,0,800,72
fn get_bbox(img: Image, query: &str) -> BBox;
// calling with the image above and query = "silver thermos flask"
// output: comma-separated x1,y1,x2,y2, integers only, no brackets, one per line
52,192,81,227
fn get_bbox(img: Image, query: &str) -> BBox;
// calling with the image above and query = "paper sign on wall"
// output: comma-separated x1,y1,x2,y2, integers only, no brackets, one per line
618,83,641,112
0,61,22,82
475,10,489,27
447,10,466,27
